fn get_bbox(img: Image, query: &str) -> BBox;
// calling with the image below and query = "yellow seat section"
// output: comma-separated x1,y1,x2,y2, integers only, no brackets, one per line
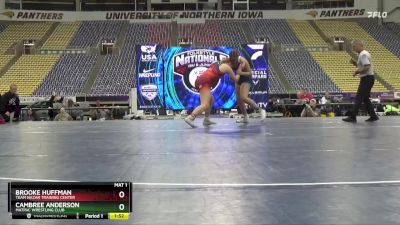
316,20,400,91
311,51,387,93
0,55,60,96
42,22,81,50
288,20,328,47
0,55,14,71
0,22,53,54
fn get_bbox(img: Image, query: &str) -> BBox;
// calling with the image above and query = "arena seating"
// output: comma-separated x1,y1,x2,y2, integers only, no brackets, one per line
0,55,59,96
0,55,14,71
316,20,400,91
69,21,123,48
90,24,149,96
0,24,13,73
178,21,225,47
273,51,340,93
0,23,7,33
359,20,400,58
385,23,400,37
34,54,97,97
148,23,171,48
42,22,81,50
288,20,328,47
0,22,53,54
246,19,302,45
311,51,387,93
91,55,136,96
218,20,247,46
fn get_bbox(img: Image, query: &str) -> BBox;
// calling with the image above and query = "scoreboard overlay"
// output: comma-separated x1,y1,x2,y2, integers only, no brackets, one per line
8,182,132,220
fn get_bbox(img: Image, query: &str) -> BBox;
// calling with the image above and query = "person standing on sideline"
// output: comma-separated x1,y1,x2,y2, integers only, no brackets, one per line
0,84,21,122
343,40,379,123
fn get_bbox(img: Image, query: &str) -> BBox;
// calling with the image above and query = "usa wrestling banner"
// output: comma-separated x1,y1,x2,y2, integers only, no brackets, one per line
135,44,164,109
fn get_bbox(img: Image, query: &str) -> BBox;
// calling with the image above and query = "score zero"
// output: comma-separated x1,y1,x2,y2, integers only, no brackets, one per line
114,183,128,211
118,191,125,210
368,11,388,18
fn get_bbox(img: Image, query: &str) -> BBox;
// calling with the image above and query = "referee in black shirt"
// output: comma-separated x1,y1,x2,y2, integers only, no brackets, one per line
343,40,379,123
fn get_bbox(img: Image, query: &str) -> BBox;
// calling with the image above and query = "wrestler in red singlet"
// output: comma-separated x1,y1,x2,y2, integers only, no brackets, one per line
184,52,239,128
195,62,224,91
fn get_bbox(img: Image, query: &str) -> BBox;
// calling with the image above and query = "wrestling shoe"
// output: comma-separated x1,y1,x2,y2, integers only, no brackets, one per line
259,109,266,121
184,115,197,128
203,118,216,126
236,115,249,123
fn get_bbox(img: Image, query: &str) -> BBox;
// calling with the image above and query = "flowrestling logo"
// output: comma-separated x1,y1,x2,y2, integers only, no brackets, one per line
173,49,228,93
367,11,388,18
247,44,264,61
246,45,268,87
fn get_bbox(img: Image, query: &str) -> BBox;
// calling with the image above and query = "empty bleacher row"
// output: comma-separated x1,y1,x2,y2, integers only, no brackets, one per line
359,20,400,58
268,66,287,94
34,54,97,97
178,21,225,47
69,21,123,49
311,51,387,93
0,22,58,96
0,55,14,72
42,22,81,50
288,20,328,47
91,23,150,96
0,55,60,96
384,23,400,36
385,23,400,37
0,22,53,54
274,51,340,93
0,24,7,33
219,20,247,47
246,19,302,45
316,20,400,91
148,23,171,48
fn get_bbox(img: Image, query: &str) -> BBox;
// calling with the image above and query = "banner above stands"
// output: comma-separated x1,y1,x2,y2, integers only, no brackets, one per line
0,7,377,22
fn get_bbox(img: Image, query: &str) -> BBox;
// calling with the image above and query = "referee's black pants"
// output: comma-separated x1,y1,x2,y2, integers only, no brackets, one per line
352,75,377,118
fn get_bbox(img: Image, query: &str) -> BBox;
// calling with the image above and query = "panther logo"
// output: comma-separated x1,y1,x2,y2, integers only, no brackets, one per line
1,11,14,18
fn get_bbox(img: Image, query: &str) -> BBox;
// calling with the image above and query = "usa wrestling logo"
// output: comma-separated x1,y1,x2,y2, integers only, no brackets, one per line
140,45,158,62
173,49,228,93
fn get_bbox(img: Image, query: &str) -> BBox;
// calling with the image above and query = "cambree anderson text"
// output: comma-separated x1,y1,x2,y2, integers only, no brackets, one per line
15,202,80,208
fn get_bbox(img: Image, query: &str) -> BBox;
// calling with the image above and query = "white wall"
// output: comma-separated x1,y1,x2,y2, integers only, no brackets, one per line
0,0,5,10
354,0,378,11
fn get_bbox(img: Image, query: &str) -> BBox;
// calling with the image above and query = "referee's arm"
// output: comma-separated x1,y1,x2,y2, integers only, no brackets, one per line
349,58,357,66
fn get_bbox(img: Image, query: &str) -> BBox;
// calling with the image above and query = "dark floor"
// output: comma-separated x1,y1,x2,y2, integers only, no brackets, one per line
1,117,400,225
